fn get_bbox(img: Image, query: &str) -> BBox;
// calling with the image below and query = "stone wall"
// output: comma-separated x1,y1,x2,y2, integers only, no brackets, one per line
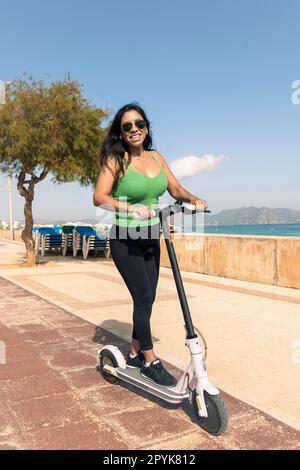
0,229,22,241
160,233,300,289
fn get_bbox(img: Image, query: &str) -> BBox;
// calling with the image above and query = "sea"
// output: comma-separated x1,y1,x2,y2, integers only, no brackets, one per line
179,223,300,237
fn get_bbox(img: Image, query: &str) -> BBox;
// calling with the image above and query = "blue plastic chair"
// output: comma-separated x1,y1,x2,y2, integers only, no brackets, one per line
73,226,110,259
36,226,63,257
61,225,75,256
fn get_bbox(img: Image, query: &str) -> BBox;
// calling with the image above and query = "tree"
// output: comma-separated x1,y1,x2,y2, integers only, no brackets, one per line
0,75,108,266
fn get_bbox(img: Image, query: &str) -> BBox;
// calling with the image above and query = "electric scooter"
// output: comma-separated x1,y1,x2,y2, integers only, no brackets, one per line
97,201,228,436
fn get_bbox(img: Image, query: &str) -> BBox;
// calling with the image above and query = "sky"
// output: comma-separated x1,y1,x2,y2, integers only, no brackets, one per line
0,0,300,221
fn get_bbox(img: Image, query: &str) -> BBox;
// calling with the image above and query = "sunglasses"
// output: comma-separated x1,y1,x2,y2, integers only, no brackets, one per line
121,119,147,133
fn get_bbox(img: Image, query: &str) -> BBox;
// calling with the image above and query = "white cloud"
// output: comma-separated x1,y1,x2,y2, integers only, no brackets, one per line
170,154,229,180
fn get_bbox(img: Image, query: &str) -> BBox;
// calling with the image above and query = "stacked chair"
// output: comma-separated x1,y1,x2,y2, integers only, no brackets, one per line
72,226,110,260
61,225,75,256
36,227,63,257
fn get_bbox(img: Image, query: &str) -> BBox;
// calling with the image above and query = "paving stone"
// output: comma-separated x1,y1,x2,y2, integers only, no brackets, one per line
2,371,71,402
34,339,81,357
81,383,154,417
26,420,129,450
9,392,89,432
0,323,23,346
9,323,51,333
62,366,104,389
101,406,196,448
50,350,95,368
0,357,49,381
5,343,37,362
141,431,217,450
41,314,89,328
61,324,97,341
0,315,46,327
20,329,65,344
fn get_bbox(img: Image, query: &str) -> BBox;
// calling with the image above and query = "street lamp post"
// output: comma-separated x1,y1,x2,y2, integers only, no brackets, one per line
0,80,14,241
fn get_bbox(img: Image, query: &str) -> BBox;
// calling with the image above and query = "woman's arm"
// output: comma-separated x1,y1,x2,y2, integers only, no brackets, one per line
93,160,130,212
154,151,208,209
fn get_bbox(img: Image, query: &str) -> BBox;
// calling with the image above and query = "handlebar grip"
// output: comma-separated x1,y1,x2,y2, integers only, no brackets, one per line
175,201,211,213
132,209,156,220
183,203,196,212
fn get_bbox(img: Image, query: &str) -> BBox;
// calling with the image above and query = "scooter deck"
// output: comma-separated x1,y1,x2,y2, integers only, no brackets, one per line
115,366,189,404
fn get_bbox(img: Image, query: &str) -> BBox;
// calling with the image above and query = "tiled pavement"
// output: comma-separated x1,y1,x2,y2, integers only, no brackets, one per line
0,277,300,450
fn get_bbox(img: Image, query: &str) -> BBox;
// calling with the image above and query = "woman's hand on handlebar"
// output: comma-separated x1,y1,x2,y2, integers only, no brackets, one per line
128,204,154,220
191,198,209,212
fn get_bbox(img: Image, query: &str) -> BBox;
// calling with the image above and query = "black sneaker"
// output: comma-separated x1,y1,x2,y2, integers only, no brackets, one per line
126,351,145,369
141,359,177,387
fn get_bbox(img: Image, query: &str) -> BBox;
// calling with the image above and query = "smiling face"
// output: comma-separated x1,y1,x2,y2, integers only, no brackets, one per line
120,110,148,150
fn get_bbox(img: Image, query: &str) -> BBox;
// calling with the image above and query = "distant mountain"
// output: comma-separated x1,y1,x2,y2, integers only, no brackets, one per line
205,207,300,225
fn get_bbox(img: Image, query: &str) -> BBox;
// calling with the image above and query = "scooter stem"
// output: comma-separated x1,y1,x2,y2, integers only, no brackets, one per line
160,215,197,340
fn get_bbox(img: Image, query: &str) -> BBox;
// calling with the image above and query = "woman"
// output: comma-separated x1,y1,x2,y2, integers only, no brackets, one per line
93,103,208,387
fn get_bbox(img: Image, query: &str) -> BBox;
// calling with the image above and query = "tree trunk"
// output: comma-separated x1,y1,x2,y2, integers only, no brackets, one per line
17,168,49,267
21,194,36,266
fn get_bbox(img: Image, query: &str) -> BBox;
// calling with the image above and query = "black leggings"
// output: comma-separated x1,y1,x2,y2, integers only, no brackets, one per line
109,223,160,350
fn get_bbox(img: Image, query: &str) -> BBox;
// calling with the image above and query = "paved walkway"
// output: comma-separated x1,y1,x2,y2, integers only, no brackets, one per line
0,238,26,267
1,277,300,450
0,238,300,449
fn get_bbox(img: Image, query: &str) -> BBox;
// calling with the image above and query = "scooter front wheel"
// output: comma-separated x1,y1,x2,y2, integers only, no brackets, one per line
192,390,228,436
99,349,120,385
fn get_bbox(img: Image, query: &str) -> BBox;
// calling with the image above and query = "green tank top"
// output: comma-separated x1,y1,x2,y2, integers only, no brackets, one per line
112,150,168,227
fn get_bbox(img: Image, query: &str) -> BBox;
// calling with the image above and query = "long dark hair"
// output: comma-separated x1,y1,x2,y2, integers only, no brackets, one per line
99,103,154,191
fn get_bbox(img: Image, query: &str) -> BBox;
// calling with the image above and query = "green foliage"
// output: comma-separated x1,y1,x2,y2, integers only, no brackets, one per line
0,75,108,186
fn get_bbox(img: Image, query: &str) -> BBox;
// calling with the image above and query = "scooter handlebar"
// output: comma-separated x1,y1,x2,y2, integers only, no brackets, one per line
157,201,211,218
131,209,156,220
131,201,211,220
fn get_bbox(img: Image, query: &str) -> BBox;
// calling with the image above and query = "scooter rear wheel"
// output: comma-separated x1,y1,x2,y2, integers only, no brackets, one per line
192,390,228,436
99,349,120,385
